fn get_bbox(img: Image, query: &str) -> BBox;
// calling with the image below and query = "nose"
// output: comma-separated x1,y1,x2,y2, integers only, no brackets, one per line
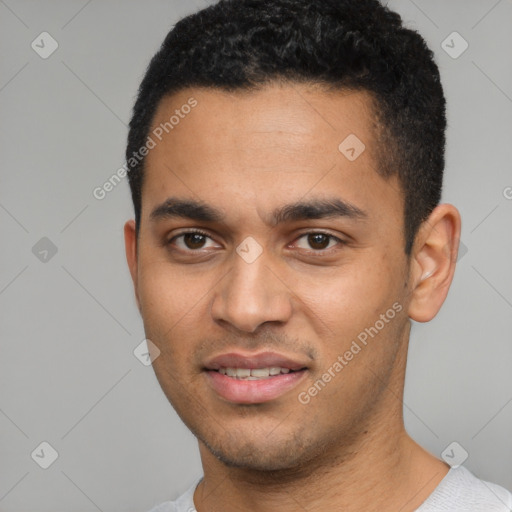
210,249,293,333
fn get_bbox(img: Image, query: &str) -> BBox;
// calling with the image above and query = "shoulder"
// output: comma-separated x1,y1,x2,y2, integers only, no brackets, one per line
417,466,512,512
145,478,202,512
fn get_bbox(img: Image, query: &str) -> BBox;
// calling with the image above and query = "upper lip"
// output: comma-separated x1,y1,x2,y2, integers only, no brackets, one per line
204,351,309,371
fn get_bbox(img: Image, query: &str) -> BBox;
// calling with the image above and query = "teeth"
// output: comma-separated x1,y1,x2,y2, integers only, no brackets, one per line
251,368,270,377
217,367,295,379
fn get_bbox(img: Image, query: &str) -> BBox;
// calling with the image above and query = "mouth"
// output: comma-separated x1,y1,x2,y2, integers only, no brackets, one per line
213,366,303,379
203,352,310,404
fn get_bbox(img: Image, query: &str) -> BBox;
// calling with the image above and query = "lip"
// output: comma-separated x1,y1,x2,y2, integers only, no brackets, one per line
204,351,308,371
205,369,307,404
203,351,310,404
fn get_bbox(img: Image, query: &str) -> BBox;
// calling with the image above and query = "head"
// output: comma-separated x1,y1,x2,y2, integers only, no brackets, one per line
124,0,460,473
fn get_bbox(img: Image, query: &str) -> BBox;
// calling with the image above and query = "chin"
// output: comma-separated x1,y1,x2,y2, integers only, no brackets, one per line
197,425,325,473
211,447,302,471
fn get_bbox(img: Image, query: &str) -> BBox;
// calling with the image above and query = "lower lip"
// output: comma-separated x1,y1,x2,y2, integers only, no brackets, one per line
205,370,307,404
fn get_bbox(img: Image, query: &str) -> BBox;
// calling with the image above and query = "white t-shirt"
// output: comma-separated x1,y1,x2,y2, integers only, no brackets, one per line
146,466,512,512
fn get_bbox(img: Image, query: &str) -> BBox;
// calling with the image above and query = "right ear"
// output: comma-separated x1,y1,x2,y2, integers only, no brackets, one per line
124,219,141,312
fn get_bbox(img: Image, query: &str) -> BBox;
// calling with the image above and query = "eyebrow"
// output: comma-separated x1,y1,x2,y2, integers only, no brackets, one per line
149,196,367,226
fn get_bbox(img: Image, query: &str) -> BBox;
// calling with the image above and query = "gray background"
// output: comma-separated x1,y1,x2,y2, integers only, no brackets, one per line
1,0,511,510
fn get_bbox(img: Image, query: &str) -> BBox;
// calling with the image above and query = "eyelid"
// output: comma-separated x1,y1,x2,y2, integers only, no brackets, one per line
166,228,346,254
170,228,211,238
290,230,345,253
167,228,218,247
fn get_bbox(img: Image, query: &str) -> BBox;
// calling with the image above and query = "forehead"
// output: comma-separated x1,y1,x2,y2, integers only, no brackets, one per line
141,83,401,229
149,82,378,159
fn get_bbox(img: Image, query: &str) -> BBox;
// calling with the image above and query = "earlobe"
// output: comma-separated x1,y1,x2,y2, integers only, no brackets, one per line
407,204,461,323
124,219,141,312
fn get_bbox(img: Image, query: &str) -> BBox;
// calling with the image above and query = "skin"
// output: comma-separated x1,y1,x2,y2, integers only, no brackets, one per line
124,82,461,511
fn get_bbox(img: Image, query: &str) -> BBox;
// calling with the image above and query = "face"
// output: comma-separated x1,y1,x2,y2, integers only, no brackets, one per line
125,83,415,472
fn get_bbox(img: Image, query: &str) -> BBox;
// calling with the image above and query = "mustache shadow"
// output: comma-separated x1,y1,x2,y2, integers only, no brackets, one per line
193,330,317,362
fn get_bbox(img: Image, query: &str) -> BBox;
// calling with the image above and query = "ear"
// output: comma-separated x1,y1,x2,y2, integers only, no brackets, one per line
407,204,462,322
124,219,141,312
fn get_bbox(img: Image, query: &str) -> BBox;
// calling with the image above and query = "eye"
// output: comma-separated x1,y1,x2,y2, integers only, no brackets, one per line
167,230,218,251
166,230,345,255
293,232,344,252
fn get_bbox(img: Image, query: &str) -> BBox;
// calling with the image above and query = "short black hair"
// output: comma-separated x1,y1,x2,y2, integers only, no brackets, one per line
126,0,446,254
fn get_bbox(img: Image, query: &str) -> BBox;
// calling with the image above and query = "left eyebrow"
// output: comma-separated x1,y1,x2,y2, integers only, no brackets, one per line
149,196,368,226
270,197,367,226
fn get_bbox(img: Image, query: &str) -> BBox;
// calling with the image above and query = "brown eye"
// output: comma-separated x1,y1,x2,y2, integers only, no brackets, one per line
294,232,343,253
182,233,207,249
167,230,217,252
307,233,330,250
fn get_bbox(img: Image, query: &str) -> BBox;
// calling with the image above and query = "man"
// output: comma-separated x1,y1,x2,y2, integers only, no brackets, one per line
123,0,512,510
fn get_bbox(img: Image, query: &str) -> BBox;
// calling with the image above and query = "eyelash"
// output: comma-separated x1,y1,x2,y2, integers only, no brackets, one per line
166,229,345,255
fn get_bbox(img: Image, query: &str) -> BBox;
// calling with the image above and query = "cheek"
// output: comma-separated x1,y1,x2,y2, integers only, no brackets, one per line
136,261,208,359
137,263,209,390
298,259,399,335
295,260,406,392
138,258,208,318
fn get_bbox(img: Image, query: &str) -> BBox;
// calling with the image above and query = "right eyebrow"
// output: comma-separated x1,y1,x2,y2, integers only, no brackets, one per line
150,198,225,223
